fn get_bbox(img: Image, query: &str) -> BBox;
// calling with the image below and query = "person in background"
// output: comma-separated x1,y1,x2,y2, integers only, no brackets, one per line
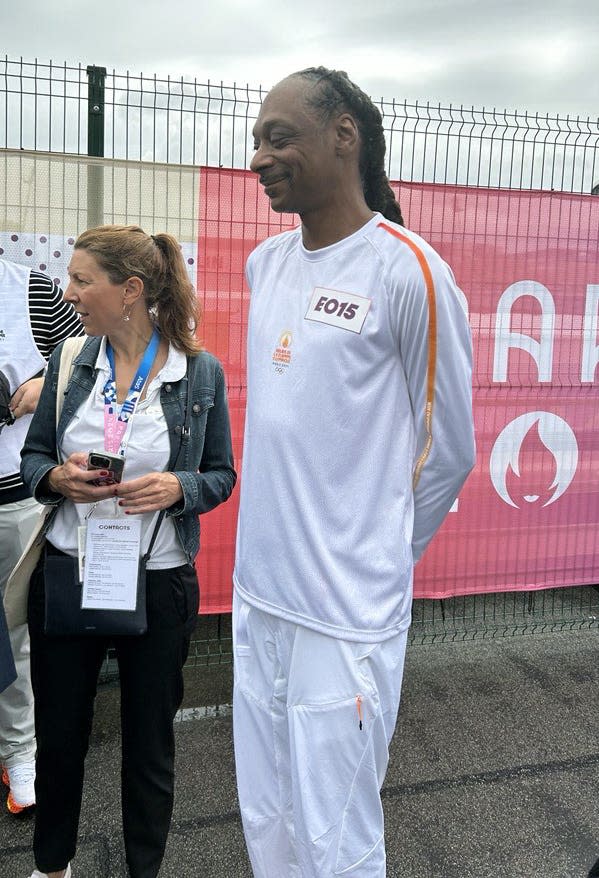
0,368,17,696
0,593,16,697
20,225,236,878
232,67,476,877
0,259,84,815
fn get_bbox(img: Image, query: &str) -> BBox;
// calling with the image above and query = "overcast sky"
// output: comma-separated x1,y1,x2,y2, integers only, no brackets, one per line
4,0,599,118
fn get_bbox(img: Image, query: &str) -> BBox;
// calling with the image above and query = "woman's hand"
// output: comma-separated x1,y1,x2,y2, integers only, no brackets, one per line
46,452,118,503
113,472,183,515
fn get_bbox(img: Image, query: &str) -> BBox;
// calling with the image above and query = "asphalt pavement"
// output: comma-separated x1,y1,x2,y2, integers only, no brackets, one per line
2,627,599,877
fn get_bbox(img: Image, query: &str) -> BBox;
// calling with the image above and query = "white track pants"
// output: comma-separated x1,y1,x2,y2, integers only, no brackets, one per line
232,592,408,878
0,497,39,767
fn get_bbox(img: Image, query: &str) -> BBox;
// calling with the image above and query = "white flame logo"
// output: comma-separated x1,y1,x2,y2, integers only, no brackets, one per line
490,411,578,508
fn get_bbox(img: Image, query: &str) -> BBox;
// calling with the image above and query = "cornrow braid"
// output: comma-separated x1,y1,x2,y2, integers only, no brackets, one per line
293,66,404,226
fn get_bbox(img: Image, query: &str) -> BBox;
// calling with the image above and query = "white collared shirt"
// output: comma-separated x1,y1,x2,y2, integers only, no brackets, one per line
48,338,188,568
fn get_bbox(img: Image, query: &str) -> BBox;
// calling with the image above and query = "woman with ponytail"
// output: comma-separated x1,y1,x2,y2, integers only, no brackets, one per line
21,224,236,878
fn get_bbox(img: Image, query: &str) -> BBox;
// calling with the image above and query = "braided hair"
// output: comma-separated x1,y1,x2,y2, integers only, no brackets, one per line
293,66,404,226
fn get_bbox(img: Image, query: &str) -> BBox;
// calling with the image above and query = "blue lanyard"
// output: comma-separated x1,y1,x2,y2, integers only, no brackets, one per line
103,328,161,454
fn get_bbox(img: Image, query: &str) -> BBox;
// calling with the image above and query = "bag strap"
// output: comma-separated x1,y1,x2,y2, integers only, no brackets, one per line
54,336,86,465
56,336,87,426
143,355,194,564
143,510,166,563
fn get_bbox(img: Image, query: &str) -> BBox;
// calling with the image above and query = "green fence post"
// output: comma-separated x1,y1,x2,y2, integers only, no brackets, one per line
86,65,106,229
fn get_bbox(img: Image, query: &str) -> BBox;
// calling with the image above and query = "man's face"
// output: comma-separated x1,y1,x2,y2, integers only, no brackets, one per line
250,77,341,216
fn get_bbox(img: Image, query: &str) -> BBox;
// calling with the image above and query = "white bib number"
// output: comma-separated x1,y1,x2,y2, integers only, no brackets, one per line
305,287,371,334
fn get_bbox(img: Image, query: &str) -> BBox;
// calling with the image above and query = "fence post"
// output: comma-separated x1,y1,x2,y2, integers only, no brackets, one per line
86,65,106,229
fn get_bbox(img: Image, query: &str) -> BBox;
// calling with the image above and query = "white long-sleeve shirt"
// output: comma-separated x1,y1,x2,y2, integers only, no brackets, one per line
234,213,475,642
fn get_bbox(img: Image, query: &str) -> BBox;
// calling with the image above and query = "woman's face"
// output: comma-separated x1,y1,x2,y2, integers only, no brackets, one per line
63,249,126,336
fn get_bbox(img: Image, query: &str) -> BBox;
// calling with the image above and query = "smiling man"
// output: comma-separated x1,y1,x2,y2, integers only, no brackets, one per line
232,66,476,877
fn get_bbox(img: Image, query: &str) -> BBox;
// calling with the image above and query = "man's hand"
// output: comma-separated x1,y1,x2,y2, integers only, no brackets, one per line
10,377,45,419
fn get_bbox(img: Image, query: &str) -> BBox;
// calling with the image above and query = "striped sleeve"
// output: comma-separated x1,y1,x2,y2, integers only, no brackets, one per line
28,270,85,360
0,272,84,501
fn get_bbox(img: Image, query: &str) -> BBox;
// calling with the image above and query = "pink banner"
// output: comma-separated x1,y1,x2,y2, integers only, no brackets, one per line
196,167,599,610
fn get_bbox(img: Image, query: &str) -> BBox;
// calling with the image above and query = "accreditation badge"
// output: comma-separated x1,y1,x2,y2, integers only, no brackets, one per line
81,518,142,611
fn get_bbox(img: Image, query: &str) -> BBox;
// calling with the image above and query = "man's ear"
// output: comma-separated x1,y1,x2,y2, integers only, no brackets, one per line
335,113,360,157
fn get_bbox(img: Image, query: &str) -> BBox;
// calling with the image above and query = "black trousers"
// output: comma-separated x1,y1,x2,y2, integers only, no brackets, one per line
28,548,199,878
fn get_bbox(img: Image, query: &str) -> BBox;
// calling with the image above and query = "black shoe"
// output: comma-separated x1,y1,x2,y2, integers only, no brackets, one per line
588,857,599,877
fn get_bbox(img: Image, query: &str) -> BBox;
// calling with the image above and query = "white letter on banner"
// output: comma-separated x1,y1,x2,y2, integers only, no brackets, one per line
581,285,599,383
493,281,555,383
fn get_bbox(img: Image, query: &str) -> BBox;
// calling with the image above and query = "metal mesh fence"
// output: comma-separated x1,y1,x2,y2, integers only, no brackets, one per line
2,57,598,190
1,57,599,659
98,583,599,682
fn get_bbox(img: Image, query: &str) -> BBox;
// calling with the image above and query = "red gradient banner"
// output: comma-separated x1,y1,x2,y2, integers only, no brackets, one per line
196,167,599,611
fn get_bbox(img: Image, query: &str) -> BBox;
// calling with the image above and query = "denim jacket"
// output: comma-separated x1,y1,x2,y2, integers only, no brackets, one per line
20,336,236,564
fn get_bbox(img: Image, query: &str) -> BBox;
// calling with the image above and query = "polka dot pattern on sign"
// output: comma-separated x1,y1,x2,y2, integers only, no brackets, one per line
0,233,198,290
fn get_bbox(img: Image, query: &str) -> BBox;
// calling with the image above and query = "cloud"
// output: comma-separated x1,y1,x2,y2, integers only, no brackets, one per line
3,0,599,117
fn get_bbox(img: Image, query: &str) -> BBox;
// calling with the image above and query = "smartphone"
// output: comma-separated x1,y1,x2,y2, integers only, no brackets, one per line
87,450,126,486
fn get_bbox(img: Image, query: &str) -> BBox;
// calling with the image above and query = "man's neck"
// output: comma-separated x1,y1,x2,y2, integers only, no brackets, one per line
300,204,376,251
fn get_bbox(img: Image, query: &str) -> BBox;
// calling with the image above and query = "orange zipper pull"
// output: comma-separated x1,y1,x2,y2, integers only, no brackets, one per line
356,695,363,731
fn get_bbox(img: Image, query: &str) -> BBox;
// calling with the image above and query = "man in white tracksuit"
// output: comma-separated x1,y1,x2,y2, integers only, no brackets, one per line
233,66,476,877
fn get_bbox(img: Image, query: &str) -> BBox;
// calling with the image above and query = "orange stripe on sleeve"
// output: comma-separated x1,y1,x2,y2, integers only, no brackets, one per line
377,222,437,488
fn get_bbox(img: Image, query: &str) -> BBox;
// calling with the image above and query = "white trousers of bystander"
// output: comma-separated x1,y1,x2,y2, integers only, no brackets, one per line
0,496,39,767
